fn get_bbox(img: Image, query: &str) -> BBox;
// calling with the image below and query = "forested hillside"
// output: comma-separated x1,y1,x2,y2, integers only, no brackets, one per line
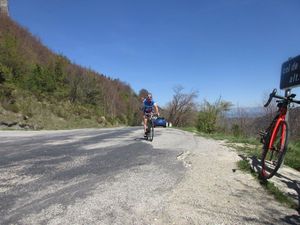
0,16,141,129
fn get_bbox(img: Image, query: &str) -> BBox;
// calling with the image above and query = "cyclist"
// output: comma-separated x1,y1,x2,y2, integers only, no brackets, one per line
142,93,159,137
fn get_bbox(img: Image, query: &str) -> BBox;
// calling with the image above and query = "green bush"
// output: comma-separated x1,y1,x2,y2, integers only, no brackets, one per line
232,124,242,137
196,98,232,134
0,33,28,80
0,63,12,83
25,64,56,93
197,111,217,133
284,141,300,170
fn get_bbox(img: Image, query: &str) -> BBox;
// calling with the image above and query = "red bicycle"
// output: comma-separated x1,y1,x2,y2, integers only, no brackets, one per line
259,89,300,179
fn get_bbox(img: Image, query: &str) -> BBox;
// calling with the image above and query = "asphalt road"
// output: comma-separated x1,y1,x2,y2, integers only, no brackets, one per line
0,127,299,225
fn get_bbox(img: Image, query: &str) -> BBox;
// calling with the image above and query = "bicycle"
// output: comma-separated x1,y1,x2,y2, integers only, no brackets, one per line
259,88,300,179
144,113,158,142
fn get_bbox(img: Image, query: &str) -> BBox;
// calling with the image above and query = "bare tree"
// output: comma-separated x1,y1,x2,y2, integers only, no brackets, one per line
225,105,257,137
165,86,198,127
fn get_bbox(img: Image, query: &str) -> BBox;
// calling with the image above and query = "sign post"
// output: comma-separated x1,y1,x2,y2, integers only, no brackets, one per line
280,55,300,90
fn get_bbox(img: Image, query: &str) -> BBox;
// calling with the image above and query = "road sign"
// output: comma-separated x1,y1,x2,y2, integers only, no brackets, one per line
280,55,300,90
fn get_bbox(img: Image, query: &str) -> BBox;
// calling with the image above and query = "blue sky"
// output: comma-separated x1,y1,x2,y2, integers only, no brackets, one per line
9,0,300,107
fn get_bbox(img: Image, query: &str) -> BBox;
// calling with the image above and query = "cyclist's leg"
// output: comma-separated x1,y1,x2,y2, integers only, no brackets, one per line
143,115,148,134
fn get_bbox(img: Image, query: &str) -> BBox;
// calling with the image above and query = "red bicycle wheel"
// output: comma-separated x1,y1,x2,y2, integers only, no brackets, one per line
261,120,288,179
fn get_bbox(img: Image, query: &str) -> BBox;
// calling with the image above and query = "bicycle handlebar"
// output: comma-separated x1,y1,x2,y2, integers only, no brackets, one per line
264,88,300,107
264,89,277,107
292,99,300,104
144,112,159,117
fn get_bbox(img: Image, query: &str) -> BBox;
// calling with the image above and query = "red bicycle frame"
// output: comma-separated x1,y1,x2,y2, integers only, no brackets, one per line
268,106,287,151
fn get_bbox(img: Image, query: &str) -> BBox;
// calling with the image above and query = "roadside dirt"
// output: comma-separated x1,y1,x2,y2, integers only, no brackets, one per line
151,129,299,225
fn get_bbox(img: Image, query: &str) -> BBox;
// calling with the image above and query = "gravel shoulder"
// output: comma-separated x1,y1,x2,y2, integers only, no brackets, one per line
151,129,299,225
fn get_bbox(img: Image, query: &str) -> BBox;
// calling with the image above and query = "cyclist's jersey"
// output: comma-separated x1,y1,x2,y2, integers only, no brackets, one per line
143,99,156,114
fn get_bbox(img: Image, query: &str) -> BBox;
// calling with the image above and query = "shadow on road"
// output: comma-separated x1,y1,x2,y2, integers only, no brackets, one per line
275,173,300,214
237,154,300,223
0,128,182,224
251,155,300,213
280,214,300,225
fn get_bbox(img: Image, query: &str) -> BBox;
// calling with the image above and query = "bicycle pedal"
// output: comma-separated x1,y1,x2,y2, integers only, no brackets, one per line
259,130,267,137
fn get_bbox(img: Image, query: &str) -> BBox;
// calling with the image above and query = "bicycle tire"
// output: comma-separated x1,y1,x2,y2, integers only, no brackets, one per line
261,120,288,179
146,119,152,141
148,120,154,142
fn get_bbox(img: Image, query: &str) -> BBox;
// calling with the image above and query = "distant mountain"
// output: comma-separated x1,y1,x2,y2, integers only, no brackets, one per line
0,15,141,129
226,106,265,118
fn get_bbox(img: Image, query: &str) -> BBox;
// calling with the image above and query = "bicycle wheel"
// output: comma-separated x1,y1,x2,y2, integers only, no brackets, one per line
261,120,288,179
147,120,154,142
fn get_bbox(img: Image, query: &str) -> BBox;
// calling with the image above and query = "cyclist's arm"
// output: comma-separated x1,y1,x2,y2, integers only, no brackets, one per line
154,103,159,116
